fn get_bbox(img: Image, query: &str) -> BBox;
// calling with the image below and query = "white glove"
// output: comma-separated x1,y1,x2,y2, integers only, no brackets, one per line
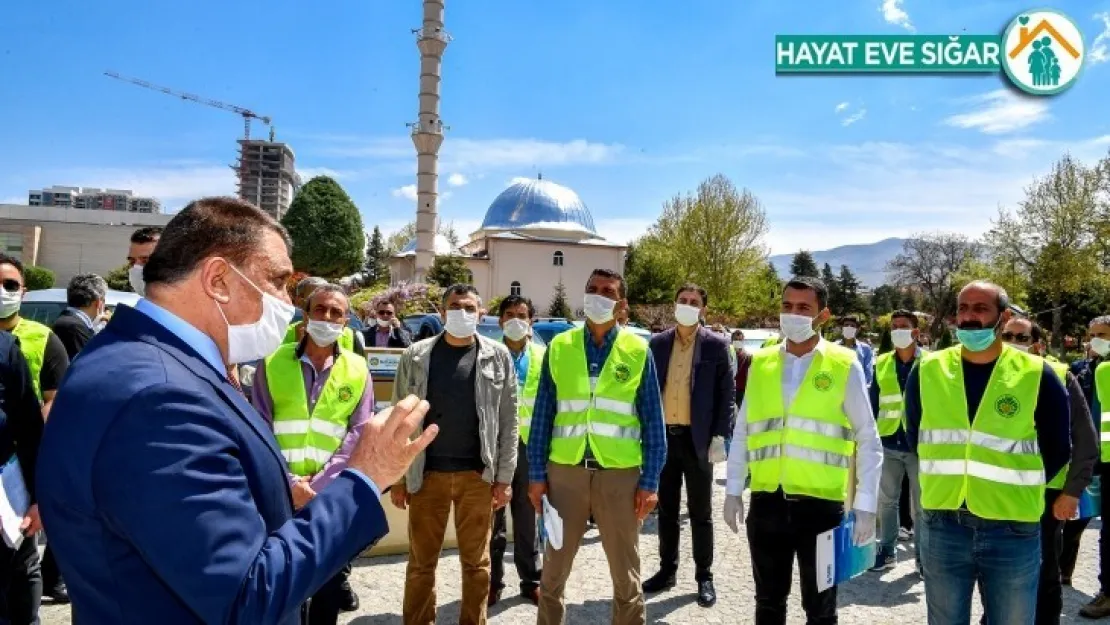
852,510,876,546
708,436,727,463
723,494,744,533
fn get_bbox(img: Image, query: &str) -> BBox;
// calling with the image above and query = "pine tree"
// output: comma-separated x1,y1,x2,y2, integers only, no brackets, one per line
878,329,893,354
364,226,389,285
789,250,819,278
837,265,863,315
282,176,365,277
821,263,844,314
548,280,572,319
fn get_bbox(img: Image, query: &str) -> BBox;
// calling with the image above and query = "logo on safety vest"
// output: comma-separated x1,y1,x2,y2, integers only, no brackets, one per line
337,385,354,403
813,372,834,391
613,363,632,383
994,395,1021,418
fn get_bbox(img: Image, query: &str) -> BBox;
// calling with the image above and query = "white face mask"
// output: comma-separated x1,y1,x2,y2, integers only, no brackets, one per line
376,317,391,328
1008,343,1032,353
891,329,916,350
216,265,296,365
732,340,743,350
306,319,344,347
444,309,478,339
674,303,701,327
1092,337,1110,357
583,294,617,324
129,264,146,296
779,313,817,344
0,288,21,319
842,326,858,340
502,318,530,342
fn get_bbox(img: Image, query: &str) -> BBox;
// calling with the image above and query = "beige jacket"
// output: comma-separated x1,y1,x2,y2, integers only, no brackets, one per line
392,333,519,493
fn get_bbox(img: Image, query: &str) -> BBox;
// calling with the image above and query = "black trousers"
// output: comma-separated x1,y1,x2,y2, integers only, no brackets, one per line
899,475,913,530
39,546,60,591
747,491,842,625
1060,517,1090,580
1037,490,1065,625
657,426,714,581
0,535,41,625
491,439,541,593
305,565,348,625
1101,463,1110,595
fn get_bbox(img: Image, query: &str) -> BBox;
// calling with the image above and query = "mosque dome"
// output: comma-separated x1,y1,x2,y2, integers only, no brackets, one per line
479,177,597,236
395,233,455,256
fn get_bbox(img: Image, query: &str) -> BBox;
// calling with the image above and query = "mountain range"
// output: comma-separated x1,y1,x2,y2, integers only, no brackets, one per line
769,237,908,287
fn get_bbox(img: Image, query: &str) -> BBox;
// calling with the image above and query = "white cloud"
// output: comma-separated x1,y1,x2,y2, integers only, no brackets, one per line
391,184,418,201
841,109,867,126
942,90,1050,134
296,166,347,180
0,196,25,205
1092,12,1110,64
447,173,468,187
309,136,624,172
880,0,914,32
834,102,850,113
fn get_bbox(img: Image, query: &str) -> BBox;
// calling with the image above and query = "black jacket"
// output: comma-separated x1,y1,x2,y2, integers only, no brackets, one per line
0,332,44,502
363,325,412,349
52,309,95,359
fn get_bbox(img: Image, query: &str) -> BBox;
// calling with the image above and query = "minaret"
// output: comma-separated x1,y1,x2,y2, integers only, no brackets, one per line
411,0,449,282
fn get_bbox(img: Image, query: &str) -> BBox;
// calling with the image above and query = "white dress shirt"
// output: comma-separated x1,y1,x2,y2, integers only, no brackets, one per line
725,339,883,513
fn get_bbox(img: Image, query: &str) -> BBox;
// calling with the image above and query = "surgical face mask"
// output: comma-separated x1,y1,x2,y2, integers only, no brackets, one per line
1008,343,1032,353
674,303,701,327
129,264,146,296
0,288,21,319
842,326,858,340
444,309,478,339
376,317,391,328
1092,337,1110,357
779,313,816,344
732,340,743,350
956,317,1001,353
583,294,617,324
215,265,296,365
306,320,344,347
502,318,530,342
891,329,915,350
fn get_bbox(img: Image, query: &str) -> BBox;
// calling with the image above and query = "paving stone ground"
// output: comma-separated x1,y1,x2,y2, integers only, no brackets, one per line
39,464,1107,623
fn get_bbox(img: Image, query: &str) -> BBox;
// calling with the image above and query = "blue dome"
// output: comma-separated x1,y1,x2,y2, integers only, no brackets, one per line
479,177,596,234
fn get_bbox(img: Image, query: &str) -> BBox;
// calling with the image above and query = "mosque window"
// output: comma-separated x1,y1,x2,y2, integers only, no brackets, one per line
553,250,564,267
510,281,522,297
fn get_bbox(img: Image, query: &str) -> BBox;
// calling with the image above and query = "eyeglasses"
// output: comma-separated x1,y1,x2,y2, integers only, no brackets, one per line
1,279,22,293
1001,332,1032,343
377,310,394,317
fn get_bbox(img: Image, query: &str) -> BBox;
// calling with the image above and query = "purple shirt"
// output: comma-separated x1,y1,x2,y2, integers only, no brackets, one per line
374,327,392,348
252,351,374,492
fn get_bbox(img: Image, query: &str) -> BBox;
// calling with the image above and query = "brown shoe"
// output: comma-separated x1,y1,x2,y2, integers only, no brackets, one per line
488,585,503,607
523,587,540,605
1080,593,1110,619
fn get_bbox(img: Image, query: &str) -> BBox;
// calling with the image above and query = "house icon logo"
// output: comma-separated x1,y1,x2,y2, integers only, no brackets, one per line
1000,9,1086,95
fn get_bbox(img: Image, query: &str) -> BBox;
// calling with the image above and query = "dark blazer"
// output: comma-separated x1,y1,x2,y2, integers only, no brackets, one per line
36,304,388,625
51,308,94,359
649,327,736,460
364,324,412,349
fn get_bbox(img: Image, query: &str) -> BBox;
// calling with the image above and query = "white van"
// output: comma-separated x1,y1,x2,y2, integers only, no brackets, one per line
20,288,140,326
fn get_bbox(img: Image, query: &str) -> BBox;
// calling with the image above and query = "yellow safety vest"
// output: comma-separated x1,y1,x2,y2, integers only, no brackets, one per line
746,343,858,502
874,352,908,437
264,343,368,477
1045,359,1069,490
918,346,1045,523
1097,362,1110,462
516,342,545,444
547,327,648,469
283,322,355,352
11,318,50,401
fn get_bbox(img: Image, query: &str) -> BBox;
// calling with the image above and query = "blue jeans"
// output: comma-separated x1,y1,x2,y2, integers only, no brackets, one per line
878,448,920,562
921,509,1040,625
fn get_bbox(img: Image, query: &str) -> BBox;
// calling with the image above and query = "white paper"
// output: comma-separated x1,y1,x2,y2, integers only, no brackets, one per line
542,495,563,550
0,457,29,550
815,525,837,593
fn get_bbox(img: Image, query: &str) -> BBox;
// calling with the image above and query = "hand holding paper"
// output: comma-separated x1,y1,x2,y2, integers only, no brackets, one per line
851,510,876,546
541,495,563,550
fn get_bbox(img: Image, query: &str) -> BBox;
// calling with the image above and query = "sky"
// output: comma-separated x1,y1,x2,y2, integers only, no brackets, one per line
1,0,1109,255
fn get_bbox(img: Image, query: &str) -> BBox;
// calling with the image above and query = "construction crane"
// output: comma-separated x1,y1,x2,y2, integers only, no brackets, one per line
104,71,272,140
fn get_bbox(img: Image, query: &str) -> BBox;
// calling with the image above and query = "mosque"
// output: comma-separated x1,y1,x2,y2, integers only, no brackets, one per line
390,176,627,308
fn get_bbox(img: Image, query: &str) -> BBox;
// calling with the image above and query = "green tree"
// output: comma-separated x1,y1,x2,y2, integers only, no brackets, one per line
821,264,843,314
789,250,819,278
877,328,893,354
24,266,55,290
869,284,899,315
837,265,864,315
1027,280,1110,342
736,261,783,321
105,264,132,292
425,255,470,288
887,233,980,336
988,154,1108,353
364,226,390,286
548,280,572,319
937,325,954,349
282,176,365,277
625,238,680,305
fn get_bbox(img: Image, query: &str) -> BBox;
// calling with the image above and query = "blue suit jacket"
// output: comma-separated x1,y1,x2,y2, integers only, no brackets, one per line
36,304,388,625
649,327,735,460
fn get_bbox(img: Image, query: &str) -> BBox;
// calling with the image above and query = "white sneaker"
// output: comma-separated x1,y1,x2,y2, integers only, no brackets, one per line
898,527,913,541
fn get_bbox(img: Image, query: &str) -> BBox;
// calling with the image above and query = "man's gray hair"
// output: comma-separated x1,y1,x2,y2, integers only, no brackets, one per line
305,283,349,312
66,273,108,308
1090,315,1110,329
295,276,328,301
960,280,1010,312
441,283,481,307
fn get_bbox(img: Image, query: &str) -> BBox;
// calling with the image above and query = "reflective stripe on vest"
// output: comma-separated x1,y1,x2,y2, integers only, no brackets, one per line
874,352,905,437
746,343,857,502
12,319,50,401
918,345,1045,523
283,323,355,352
517,342,545,444
264,343,368,477
548,327,647,469
1097,362,1110,462
1045,359,1070,489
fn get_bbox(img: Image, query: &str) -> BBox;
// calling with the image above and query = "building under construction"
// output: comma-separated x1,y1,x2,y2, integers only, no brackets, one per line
236,139,299,220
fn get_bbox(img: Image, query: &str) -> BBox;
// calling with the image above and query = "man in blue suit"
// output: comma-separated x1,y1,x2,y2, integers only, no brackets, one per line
37,197,438,625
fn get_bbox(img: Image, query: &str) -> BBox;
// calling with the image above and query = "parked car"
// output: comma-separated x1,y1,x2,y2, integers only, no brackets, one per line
20,288,140,326
403,313,444,341
532,318,576,344
477,316,547,345
733,328,779,352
